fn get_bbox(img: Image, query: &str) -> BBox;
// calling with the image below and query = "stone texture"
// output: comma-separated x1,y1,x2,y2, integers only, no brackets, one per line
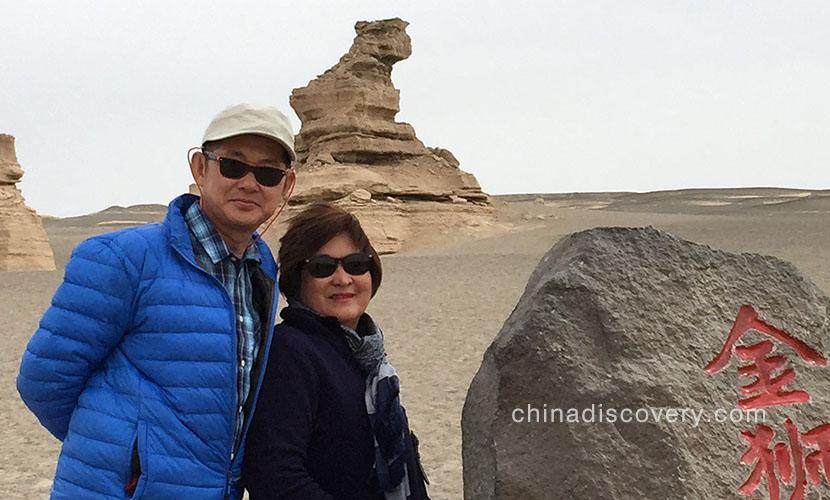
0,135,55,271
463,227,830,499
348,188,372,204
287,18,492,252
261,197,497,255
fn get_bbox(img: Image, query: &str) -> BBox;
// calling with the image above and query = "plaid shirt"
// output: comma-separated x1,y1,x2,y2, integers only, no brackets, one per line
184,202,261,458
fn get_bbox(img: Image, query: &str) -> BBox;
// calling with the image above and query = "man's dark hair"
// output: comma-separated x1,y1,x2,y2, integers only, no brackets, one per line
201,140,221,153
278,203,382,301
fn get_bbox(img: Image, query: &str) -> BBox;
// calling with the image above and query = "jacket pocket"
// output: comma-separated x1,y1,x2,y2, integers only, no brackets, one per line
125,421,148,499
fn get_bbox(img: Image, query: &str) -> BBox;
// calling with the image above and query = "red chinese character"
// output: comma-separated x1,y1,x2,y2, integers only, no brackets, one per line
803,423,830,486
782,419,808,500
739,423,781,499
735,341,810,410
704,305,827,375
738,419,807,500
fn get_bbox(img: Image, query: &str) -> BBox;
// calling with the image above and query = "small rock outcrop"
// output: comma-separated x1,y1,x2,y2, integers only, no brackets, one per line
0,135,55,271
463,227,830,499
286,18,492,252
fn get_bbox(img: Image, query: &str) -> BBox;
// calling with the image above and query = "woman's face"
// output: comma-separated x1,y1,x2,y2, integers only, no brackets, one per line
299,232,373,330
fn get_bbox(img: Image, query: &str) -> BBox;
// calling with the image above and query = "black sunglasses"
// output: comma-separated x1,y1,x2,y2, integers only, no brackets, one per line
303,253,373,278
203,150,288,187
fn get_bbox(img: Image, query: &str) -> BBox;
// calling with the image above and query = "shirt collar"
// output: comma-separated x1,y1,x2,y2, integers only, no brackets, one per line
184,201,262,265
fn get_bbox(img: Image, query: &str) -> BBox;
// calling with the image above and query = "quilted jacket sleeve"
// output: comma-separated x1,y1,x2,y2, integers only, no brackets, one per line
17,235,136,440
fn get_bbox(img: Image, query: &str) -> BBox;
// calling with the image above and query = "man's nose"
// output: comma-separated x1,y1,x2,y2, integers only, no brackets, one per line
236,170,259,190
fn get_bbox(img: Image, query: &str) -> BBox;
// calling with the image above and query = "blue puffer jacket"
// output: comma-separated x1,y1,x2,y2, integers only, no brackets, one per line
17,194,278,500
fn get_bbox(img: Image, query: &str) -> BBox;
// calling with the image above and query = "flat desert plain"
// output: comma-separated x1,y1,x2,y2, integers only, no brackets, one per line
1,188,828,499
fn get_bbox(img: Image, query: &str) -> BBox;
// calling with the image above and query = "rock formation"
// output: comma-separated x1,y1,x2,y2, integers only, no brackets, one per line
463,227,830,499
0,135,55,271
285,18,493,253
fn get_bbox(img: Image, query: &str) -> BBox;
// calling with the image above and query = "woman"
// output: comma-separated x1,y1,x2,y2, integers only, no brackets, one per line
244,203,430,500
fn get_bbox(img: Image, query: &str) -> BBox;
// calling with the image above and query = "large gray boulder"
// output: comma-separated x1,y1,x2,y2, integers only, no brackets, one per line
463,227,830,499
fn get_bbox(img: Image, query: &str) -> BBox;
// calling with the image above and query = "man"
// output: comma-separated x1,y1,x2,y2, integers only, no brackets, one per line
17,103,296,499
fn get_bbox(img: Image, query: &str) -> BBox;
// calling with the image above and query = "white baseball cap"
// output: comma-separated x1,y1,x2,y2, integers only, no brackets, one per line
202,103,296,161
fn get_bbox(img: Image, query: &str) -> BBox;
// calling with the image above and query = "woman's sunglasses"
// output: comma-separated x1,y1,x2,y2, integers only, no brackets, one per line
202,150,288,187
303,253,373,278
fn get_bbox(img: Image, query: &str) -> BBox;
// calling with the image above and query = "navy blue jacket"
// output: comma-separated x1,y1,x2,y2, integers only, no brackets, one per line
17,194,279,499
244,305,429,500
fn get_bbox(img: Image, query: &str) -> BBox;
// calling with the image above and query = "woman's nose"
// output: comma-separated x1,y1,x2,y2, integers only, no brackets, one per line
330,264,352,285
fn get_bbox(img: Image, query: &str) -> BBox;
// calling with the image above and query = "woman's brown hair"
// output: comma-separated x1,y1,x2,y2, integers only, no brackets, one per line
278,203,382,300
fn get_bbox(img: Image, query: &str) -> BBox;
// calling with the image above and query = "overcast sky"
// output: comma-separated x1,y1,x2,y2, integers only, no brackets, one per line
2,1,829,217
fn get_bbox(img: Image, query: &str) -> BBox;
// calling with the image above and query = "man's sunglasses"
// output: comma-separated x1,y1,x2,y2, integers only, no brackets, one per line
202,150,288,187
303,253,373,278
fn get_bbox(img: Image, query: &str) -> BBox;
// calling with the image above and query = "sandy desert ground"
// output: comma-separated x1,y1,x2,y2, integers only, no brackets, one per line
1,188,828,499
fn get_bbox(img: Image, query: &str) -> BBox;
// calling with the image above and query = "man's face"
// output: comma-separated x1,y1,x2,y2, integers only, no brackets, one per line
190,134,293,243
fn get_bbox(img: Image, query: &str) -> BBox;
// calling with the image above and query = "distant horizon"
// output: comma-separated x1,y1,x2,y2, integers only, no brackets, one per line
33,184,828,219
